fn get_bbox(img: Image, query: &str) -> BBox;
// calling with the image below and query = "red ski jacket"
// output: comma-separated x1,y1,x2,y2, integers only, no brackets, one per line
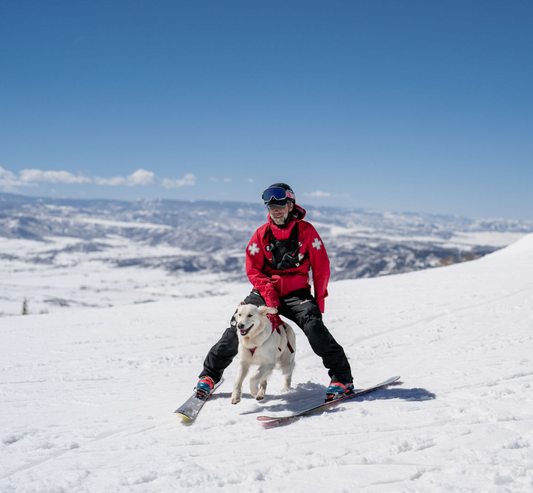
245,204,330,313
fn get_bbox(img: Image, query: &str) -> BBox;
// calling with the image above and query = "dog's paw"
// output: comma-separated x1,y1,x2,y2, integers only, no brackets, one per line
231,392,241,405
255,389,265,401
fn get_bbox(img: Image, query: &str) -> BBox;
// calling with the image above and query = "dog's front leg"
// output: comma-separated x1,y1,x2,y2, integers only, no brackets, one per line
250,364,274,400
256,379,267,401
231,361,249,405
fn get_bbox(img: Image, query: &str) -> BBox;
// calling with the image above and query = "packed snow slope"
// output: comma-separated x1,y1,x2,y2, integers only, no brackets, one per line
1,234,533,492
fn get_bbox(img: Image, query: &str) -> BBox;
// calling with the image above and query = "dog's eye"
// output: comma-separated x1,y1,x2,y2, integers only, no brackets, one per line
248,314,252,317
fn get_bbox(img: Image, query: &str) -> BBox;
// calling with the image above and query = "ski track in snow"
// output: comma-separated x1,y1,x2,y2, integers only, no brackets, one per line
1,236,533,492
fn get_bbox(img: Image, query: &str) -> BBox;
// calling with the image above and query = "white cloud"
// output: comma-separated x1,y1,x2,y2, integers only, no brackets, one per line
125,169,156,186
161,173,196,189
0,166,15,181
0,166,23,191
19,169,91,184
305,190,332,197
95,169,195,189
0,166,196,192
93,175,127,186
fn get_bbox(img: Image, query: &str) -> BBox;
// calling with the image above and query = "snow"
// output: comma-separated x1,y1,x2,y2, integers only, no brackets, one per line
75,217,174,230
318,224,526,249
444,231,527,248
0,235,235,316
1,234,533,492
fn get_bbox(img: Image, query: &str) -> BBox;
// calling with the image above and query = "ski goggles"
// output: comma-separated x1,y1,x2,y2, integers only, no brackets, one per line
262,186,295,205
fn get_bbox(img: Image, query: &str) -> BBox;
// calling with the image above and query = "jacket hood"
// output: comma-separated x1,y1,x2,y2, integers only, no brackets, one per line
292,204,306,221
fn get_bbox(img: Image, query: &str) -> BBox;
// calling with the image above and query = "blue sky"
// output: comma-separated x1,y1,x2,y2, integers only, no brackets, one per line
1,1,532,219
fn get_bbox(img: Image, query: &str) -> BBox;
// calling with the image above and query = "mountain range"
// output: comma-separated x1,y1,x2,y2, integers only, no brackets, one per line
1,192,532,315
2,192,532,278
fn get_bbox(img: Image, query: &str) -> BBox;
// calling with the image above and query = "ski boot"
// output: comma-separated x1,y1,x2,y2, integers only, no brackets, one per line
326,380,354,402
196,376,215,399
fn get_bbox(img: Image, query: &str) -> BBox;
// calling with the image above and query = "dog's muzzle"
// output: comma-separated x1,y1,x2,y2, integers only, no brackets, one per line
238,323,253,336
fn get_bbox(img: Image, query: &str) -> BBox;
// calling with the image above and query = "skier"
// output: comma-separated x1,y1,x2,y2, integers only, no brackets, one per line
196,183,353,401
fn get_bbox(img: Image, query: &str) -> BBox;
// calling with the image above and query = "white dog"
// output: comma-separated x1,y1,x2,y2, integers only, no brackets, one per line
231,303,296,404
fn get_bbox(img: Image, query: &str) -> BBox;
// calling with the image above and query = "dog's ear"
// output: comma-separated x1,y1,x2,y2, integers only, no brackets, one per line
239,301,246,306
258,305,278,316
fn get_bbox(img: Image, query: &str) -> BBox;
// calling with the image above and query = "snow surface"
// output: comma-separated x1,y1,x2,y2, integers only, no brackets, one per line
0,235,237,317
1,234,533,492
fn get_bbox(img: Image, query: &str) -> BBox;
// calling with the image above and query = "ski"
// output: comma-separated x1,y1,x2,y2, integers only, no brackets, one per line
257,375,401,423
175,378,224,422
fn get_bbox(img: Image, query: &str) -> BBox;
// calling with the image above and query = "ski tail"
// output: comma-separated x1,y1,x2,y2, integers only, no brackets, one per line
175,378,224,422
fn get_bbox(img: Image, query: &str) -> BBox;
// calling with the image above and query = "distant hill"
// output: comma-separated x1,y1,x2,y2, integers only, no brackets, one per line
2,192,532,281
0,190,533,279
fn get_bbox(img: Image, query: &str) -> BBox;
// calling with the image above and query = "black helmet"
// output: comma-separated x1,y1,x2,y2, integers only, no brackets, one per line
262,183,296,206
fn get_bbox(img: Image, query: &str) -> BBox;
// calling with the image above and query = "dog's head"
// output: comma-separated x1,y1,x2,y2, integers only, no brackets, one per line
235,303,278,338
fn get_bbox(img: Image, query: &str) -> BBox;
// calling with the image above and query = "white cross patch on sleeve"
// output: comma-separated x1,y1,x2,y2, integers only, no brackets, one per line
312,238,322,250
248,243,260,256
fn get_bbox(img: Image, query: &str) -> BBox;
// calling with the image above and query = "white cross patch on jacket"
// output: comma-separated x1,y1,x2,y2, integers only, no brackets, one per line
312,238,322,250
248,243,260,255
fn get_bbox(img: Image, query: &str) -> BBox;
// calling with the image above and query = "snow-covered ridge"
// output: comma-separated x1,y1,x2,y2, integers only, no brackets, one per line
1,192,532,316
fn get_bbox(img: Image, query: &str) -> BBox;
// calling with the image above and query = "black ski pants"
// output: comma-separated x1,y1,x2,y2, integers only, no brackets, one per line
200,288,352,384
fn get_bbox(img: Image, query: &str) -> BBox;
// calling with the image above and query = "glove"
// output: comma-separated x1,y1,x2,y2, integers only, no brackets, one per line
267,313,284,331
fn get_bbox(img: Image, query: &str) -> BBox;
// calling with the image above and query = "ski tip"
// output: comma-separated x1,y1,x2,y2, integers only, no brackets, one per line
257,415,287,421
257,415,292,424
378,375,401,387
175,411,192,420
176,412,196,426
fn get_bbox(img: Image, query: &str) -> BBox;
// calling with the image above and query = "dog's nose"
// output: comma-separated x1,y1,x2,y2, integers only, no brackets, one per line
238,323,244,329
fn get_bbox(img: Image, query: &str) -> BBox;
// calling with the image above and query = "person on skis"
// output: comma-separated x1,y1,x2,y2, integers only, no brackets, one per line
196,183,353,401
